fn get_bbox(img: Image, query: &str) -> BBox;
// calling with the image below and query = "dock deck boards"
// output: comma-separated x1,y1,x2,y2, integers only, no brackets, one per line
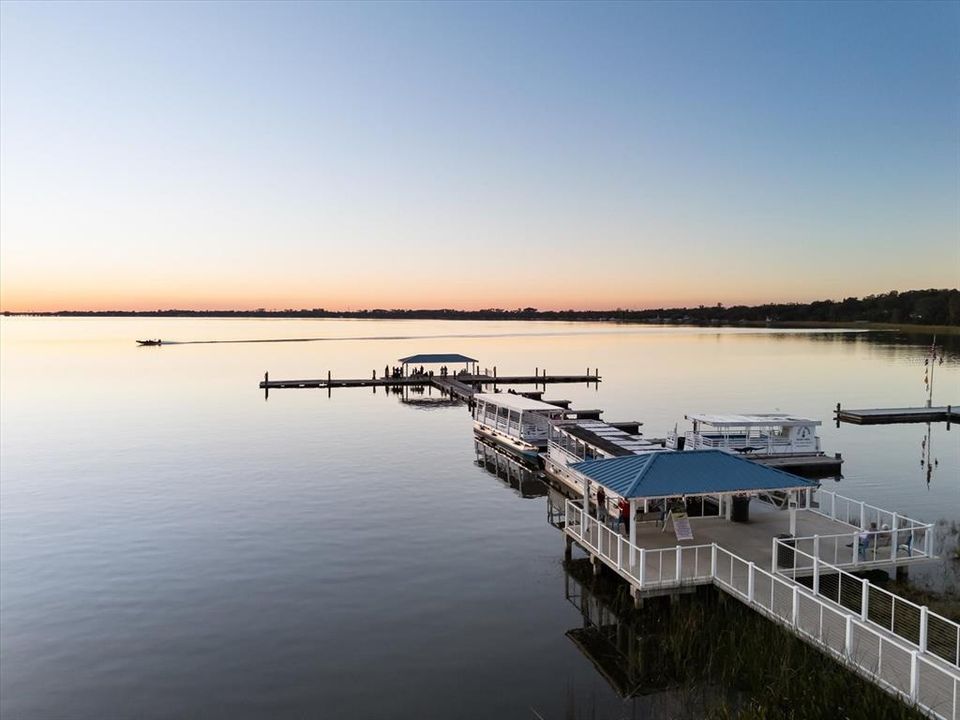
836,405,957,425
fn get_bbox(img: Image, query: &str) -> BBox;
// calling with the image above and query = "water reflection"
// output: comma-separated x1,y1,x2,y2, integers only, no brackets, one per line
473,434,547,498
561,557,687,699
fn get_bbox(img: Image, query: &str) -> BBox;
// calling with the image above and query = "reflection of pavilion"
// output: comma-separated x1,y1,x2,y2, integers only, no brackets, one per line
563,559,669,698
473,434,547,498
391,382,462,408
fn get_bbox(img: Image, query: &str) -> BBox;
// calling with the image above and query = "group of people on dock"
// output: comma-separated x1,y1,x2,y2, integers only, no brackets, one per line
383,365,466,379
594,487,633,534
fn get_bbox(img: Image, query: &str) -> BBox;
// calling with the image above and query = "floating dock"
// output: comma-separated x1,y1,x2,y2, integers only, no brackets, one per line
835,404,957,426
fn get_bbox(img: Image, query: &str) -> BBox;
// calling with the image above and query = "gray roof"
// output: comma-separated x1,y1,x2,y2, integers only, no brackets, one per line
570,450,816,499
398,353,477,364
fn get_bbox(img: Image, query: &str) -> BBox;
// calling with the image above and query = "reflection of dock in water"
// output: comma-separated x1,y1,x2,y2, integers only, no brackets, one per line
474,435,547,498
563,558,683,698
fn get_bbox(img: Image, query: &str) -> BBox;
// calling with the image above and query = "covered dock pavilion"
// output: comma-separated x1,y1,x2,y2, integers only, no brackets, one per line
568,450,932,569
565,450,926,572
397,353,478,377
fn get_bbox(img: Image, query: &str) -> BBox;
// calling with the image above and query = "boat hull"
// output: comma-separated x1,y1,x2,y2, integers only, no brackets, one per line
473,422,541,464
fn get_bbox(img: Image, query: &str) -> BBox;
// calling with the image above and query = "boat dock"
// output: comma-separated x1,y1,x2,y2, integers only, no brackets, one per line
835,403,957,426
260,370,601,399
549,476,960,720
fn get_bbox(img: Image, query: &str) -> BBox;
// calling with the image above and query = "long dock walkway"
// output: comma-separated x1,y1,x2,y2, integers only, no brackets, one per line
552,491,959,719
259,371,601,398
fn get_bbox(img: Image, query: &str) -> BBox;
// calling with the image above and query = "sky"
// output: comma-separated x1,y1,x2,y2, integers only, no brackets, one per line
0,1,957,312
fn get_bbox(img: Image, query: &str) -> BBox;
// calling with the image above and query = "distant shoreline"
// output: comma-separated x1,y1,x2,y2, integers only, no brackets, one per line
2,312,957,335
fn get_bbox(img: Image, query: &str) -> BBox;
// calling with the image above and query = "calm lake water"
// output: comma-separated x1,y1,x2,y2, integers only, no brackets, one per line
1,318,958,718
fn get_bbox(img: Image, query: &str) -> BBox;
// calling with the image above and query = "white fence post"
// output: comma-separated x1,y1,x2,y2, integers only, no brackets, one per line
910,650,919,702
710,544,717,578
919,606,929,653
813,556,820,596
861,578,870,622
925,525,933,557
830,492,836,521
845,615,853,657
771,537,778,573
860,501,866,530
675,546,682,582
792,586,799,628
747,562,755,603
638,548,646,587
891,512,899,562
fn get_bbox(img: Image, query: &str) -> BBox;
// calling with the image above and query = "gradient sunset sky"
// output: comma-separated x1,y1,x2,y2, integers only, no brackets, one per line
1,1,957,312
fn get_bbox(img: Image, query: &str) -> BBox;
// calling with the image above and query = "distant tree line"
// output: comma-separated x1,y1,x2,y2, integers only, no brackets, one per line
6,289,959,326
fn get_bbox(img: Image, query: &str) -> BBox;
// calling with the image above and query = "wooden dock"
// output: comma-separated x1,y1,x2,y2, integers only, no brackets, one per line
259,371,601,401
835,403,957,426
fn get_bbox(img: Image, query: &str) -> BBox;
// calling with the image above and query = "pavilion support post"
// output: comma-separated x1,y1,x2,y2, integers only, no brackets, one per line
629,499,637,566
725,494,732,521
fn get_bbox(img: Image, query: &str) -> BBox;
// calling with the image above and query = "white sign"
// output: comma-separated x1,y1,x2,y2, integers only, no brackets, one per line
672,511,694,541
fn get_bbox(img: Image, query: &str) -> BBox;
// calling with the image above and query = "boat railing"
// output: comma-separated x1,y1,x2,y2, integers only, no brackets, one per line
548,440,583,465
563,498,960,719
685,432,818,453
774,540,960,671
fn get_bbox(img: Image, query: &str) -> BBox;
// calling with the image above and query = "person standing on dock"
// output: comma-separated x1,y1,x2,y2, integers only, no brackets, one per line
596,486,606,523
618,497,630,535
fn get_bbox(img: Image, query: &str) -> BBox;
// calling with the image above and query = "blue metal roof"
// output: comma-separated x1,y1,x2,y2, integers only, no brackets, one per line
398,353,477,364
569,450,816,498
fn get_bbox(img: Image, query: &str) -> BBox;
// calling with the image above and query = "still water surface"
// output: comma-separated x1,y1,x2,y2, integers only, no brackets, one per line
1,319,958,718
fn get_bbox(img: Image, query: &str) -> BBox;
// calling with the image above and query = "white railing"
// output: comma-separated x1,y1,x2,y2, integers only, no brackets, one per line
812,490,929,535
564,501,714,590
686,432,819,454
563,499,960,720
774,539,960,672
713,545,958,720
787,528,934,568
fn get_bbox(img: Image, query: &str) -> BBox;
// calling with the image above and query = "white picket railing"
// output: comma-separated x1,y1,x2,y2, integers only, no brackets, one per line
563,499,960,720
774,539,960,672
